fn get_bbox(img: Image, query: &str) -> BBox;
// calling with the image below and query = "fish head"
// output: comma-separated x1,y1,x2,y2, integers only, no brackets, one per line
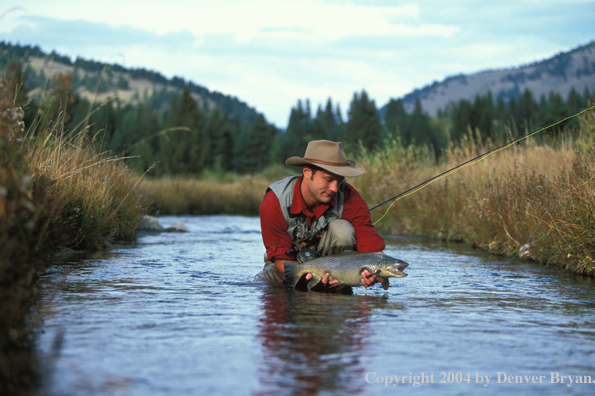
377,255,409,278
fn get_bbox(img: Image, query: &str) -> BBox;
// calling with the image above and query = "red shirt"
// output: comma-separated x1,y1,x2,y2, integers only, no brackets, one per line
259,175,385,262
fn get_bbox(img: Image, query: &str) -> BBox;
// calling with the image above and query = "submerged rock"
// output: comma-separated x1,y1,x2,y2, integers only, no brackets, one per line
138,215,164,231
165,221,189,232
519,243,533,259
137,216,189,233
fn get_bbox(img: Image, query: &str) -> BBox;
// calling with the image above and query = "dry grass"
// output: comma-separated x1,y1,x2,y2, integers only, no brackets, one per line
0,72,153,395
354,111,595,275
1,76,49,396
141,174,272,216
27,128,153,250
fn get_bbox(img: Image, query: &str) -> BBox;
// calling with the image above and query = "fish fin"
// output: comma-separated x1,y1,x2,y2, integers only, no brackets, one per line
382,278,390,290
283,262,300,288
307,275,322,290
366,269,381,279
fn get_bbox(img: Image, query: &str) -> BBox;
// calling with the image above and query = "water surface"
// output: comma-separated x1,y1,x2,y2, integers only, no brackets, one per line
37,215,595,395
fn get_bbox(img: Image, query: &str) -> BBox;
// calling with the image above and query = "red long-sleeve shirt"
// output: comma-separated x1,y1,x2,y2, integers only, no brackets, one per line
259,175,385,262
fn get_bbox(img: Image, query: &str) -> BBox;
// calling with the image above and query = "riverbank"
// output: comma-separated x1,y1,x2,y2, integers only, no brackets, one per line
140,110,594,276
1,65,592,393
353,110,595,275
0,76,151,395
140,173,273,216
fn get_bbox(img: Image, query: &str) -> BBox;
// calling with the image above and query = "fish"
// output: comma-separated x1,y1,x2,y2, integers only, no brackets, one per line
284,251,408,291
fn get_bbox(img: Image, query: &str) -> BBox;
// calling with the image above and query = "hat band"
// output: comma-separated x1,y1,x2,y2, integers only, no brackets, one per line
304,158,350,167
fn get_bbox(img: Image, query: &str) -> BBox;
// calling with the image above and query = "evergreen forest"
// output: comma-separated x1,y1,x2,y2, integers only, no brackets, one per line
2,42,593,177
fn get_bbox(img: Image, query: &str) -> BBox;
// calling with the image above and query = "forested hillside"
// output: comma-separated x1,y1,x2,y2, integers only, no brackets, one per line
1,40,594,177
0,41,260,125
390,40,595,117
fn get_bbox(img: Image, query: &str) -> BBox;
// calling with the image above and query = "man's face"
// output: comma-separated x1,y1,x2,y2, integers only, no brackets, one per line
302,167,345,206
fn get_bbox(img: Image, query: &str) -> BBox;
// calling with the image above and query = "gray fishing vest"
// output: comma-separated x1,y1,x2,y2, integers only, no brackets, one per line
267,175,345,245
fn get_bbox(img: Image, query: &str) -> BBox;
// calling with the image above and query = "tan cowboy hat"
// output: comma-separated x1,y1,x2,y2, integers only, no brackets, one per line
285,140,365,177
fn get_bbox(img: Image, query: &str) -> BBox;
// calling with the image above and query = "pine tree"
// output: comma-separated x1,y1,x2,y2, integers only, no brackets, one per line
281,99,312,159
383,98,407,142
323,99,337,134
567,87,584,113
538,92,570,133
451,98,473,142
583,87,593,104
345,90,380,150
407,99,438,153
240,114,278,173
160,86,207,175
515,88,537,133
310,105,330,141
470,91,494,138
205,109,236,171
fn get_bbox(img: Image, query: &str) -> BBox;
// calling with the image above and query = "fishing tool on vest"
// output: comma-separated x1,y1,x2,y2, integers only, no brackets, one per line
285,232,318,263
369,104,595,225
271,176,346,263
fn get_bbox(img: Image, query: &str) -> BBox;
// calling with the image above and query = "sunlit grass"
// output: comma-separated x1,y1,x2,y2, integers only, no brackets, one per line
141,174,273,216
354,111,595,275
0,73,152,395
27,127,152,250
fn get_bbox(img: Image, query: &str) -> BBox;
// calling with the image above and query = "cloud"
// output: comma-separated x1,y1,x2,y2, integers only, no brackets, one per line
1,0,593,127
3,15,198,57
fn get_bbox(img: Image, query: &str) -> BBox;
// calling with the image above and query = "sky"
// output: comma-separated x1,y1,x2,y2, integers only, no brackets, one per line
1,0,594,128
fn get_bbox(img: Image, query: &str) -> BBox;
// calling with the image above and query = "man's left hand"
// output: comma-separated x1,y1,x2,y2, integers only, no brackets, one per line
361,269,382,288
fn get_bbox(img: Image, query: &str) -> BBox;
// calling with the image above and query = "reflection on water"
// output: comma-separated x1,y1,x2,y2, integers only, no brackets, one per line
36,215,595,396
256,287,403,395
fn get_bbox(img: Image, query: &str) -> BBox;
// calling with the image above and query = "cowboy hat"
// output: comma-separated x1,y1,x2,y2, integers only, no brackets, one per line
285,140,365,177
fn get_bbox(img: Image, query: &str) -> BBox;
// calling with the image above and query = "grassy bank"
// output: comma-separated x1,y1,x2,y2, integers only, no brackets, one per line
354,110,595,275
0,75,151,395
141,174,271,216
136,112,595,275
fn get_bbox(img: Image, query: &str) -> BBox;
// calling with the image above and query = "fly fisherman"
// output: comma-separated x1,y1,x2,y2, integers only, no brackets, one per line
253,140,386,293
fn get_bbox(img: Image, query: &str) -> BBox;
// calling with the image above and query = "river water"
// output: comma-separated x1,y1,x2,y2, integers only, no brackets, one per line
37,215,595,395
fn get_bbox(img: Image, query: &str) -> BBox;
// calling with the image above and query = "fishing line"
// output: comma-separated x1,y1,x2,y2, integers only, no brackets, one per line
370,104,595,225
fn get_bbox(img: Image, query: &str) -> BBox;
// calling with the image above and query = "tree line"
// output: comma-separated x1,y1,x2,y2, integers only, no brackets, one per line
277,86,593,161
6,60,593,176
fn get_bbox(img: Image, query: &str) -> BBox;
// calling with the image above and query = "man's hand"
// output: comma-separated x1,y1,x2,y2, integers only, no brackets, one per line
360,269,383,288
305,271,381,288
305,272,339,285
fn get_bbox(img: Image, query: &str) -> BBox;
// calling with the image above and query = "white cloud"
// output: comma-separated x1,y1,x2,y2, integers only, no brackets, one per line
1,0,593,127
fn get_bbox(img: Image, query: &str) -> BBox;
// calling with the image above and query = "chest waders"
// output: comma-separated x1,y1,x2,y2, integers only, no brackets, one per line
267,175,345,261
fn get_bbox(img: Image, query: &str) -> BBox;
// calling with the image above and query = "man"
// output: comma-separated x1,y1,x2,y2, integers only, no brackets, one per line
253,140,386,293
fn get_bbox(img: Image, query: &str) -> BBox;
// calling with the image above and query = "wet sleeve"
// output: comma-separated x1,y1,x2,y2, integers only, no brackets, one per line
259,191,296,262
342,185,386,252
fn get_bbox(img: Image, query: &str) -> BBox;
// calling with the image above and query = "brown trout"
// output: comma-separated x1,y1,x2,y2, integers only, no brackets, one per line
284,252,408,291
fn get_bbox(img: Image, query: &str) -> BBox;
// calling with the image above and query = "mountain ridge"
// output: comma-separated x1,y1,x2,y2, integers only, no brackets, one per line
386,40,595,117
0,41,261,125
2,40,594,126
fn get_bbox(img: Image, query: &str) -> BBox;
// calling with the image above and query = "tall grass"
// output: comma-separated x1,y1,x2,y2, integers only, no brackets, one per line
354,111,595,275
141,174,272,216
0,73,152,395
138,112,595,276
0,77,52,396
27,127,153,250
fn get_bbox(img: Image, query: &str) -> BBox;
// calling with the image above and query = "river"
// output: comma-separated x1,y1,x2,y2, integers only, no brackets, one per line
36,215,595,395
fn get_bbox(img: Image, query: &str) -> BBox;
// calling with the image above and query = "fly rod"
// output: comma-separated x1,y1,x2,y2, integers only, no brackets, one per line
369,104,595,217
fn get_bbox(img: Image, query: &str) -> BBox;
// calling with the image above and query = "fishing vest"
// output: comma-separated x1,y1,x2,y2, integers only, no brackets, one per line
267,175,345,245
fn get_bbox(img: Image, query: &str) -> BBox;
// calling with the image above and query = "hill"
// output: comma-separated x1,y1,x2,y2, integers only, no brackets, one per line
0,41,260,125
383,40,595,117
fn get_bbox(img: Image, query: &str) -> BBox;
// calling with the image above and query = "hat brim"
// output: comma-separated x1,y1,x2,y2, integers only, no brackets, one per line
285,157,365,177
